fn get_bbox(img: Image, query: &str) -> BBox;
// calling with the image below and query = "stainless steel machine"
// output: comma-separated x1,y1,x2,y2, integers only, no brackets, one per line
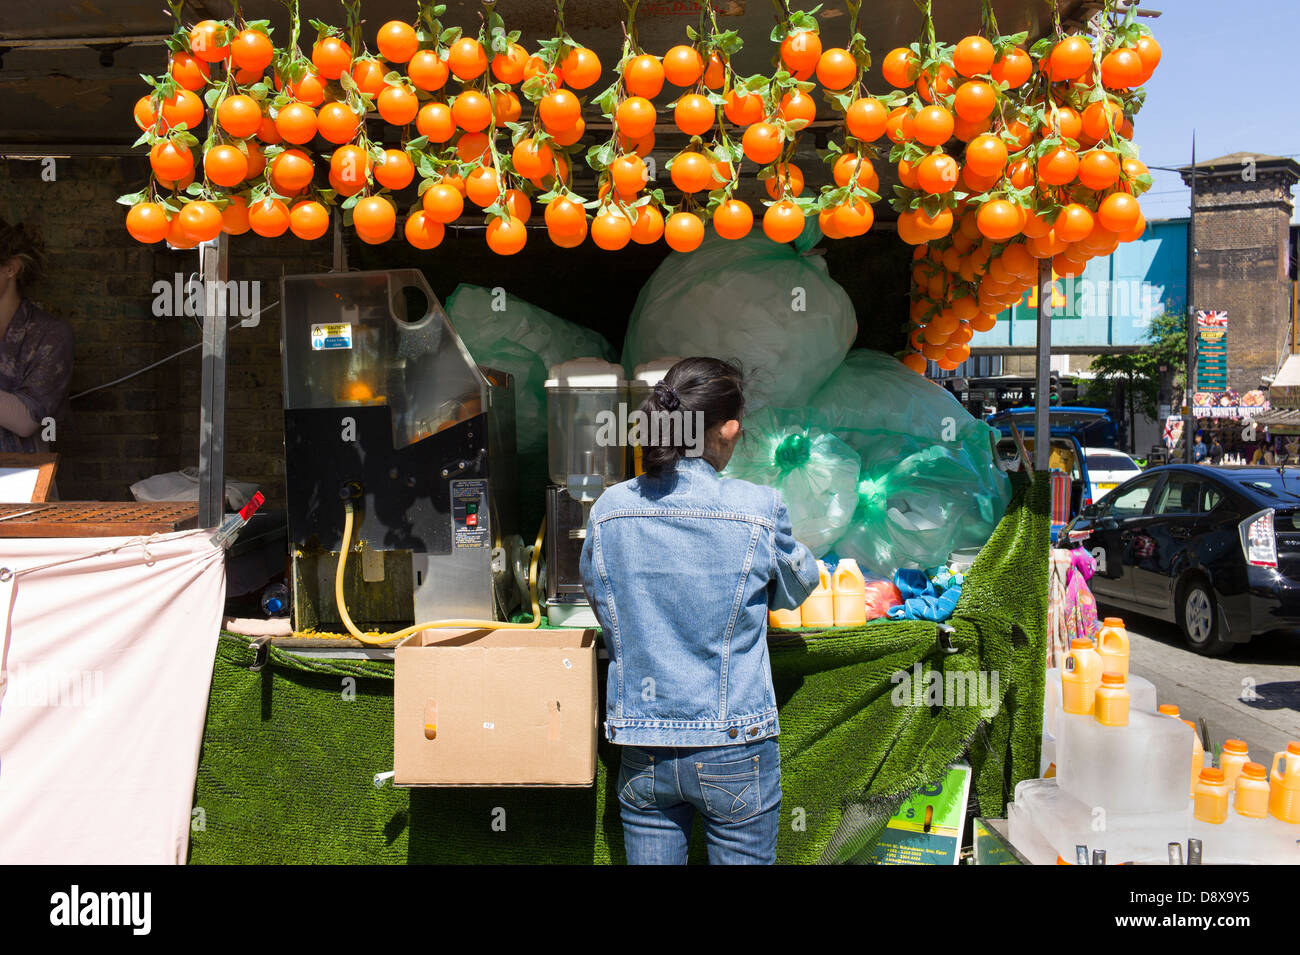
280,269,519,632
543,359,628,626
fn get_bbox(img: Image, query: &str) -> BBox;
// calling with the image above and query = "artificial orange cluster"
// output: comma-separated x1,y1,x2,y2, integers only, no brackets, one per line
118,1,889,254
894,3,1159,372
118,2,1159,374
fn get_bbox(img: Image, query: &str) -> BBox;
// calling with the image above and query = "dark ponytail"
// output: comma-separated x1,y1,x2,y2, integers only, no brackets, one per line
641,356,745,476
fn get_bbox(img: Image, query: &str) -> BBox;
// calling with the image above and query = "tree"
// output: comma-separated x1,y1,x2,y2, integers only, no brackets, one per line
1077,311,1187,452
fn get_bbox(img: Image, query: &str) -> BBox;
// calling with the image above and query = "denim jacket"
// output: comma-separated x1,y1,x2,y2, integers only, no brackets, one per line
579,455,820,747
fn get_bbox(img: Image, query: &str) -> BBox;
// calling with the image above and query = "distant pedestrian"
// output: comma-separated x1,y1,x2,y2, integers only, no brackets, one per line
1208,437,1224,464
1192,433,1208,462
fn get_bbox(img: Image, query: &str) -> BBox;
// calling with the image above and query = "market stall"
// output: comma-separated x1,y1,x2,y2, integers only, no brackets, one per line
0,0,1176,865
190,473,1045,864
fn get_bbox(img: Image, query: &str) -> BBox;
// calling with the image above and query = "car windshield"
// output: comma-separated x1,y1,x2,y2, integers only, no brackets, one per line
1087,453,1139,472
1241,476,1300,501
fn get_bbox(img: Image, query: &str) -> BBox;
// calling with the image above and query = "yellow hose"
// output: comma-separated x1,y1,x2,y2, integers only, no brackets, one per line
335,501,545,645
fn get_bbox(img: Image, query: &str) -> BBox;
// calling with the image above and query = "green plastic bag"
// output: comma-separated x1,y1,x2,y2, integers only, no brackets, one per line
621,233,857,411
721,407,861,557
445,284,615,453
811,350,1011,575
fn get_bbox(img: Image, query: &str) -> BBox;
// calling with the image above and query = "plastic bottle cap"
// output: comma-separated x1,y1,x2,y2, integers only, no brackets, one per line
1102,617,1125,628
1158,704,1180,716
1199,767,1225,783
1070,637,1093,649
1241,762,1268,780
1223,739,1248,754
1100,672,1125,686
1288,741,1300,756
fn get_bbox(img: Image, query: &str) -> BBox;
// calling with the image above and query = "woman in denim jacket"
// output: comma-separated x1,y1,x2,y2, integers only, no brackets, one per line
580,357,819,864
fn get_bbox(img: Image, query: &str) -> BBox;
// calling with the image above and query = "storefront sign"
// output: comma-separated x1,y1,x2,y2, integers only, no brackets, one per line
1191,389,1268,418
1195,310,1228,391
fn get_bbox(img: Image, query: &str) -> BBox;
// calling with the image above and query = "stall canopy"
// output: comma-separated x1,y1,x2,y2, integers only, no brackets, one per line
1257,354,1300,434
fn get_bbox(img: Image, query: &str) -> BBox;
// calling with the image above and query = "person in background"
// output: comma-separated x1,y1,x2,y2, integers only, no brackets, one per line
580,357,819,865
1191,433,1207,463
1208,435,1224,465
0,220,73,453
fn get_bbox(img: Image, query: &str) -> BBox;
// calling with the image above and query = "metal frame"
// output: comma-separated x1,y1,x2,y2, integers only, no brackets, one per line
1035,259,1053,472
197,234,228,529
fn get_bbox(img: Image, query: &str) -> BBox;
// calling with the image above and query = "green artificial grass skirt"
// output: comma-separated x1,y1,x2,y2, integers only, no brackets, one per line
189,473,1046,864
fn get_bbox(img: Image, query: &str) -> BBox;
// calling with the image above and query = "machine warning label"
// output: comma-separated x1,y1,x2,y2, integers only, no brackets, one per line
450,478,489,548
311,323,353,350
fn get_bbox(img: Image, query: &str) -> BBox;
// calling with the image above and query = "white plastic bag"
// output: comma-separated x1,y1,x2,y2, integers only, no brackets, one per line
811,350,1012,575
621,234,857,411
721,407,861,556
445,284,615,453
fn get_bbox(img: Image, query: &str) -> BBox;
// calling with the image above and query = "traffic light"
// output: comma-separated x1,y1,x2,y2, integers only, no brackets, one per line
1049,373,1061,405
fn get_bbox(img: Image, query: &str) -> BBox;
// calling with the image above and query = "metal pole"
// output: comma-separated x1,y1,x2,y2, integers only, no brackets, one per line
332,212,347,272
197,233,228,528
1184,131,1197,463
1035,257,1052,472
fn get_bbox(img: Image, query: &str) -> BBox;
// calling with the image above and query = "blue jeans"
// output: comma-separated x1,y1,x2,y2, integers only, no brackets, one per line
616,738,781,865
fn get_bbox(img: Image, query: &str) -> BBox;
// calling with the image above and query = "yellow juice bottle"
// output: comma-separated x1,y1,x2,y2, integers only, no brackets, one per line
1062,638,1101,715
800,562,835,629
1268,741,1300,824
831,558,867,627
1096,617,1130,681
1193,767,1229,824
1220,739,1250,791
1094,672,1129,727
1234,762,1270,819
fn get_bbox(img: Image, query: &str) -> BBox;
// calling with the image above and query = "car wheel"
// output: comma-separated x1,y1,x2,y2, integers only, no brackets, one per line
1177,577,1233,656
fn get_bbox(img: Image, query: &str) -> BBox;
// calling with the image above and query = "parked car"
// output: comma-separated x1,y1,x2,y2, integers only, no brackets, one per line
989,407,1115,537
1083,447,1144,503
1058,463,1300,655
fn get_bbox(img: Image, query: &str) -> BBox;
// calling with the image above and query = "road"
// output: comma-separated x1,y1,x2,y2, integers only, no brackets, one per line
1096,600,1300,759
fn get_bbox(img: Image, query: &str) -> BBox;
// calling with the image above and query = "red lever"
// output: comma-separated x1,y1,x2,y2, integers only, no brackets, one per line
239,491,265,522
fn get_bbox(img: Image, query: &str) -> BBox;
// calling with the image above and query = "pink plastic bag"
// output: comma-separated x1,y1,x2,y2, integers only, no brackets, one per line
864,579,903,620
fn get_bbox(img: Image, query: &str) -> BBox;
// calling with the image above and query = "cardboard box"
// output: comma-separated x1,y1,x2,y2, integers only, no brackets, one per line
394,628,598,787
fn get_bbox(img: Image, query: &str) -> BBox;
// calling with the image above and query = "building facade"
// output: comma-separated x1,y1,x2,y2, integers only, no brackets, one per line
1180,152,1300,392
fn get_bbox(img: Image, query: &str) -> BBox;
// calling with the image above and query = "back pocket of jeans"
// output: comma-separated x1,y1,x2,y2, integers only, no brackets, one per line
618,749,656,811
697,755,762,823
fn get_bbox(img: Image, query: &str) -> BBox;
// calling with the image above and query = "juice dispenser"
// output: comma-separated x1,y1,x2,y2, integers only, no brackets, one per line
543,358,628,625
629,357,681,476
280,269,520,632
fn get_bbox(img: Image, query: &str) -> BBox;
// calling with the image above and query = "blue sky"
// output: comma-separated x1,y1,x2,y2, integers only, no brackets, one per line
1131,0,1300,223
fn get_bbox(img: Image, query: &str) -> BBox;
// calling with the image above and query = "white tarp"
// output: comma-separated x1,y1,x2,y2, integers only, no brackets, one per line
0,529,225,863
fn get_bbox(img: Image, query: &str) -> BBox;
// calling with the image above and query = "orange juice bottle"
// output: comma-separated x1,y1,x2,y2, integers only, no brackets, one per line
1220,739,1250,791
768,606,803,629
1268,741,1300,824
1062,638,1102,715
1161,705,1203,798
831,559,867,627
1193,767,1229,824
1096,617,1130,681
800,562,834,629
1094,672,1130,727
1234,762,1270,819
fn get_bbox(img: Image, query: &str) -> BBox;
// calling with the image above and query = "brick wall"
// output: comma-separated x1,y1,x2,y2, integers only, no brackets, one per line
2,154,906,509
1192,164,1297,390
0,155,329,504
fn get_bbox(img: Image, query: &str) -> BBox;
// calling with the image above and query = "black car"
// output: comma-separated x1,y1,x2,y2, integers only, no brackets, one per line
1058,464,1300,655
